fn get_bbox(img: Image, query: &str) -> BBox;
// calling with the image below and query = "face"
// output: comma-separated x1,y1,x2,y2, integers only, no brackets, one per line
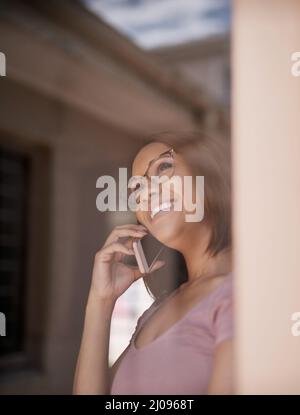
131,142,199,247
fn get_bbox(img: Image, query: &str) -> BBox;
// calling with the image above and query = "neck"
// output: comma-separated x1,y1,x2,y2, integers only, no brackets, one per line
178,223,232,283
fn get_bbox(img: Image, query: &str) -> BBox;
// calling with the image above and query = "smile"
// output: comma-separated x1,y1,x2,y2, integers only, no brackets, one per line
150,201,174,220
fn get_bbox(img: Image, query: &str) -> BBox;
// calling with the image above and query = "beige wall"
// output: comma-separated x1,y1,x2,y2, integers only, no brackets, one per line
233,0,300,394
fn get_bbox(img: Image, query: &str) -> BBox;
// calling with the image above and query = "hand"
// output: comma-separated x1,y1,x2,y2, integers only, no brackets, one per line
89,224,165,302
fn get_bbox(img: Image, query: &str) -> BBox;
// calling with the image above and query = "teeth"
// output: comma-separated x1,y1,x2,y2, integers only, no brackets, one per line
151,202,173,219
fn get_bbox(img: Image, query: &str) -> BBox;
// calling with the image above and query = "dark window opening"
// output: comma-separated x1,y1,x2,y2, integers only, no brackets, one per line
0,147,29,358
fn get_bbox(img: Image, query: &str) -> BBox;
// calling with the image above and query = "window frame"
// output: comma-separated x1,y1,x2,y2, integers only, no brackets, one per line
0,136,51,375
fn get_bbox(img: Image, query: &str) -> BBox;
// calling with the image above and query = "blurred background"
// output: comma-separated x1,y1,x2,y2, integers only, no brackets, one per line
0,0,230,394
1,0,300,396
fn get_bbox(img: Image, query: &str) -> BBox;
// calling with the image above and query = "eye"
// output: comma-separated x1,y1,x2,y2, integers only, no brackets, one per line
157,161,173,174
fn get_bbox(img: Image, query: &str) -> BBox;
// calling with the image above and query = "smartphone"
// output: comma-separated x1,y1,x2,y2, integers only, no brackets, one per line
132,238,150,274
131,233,165,274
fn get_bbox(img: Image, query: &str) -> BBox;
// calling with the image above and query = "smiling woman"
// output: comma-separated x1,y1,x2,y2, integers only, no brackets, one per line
131,130,231,301
73,129,233,395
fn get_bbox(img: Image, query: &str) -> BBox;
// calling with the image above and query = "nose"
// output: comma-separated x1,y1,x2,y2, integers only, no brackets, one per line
139,177,161,208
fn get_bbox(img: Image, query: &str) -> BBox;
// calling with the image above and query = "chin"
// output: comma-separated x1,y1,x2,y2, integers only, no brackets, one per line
150,212,186,248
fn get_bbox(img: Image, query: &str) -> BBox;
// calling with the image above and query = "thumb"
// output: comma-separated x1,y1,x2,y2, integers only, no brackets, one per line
129,260,166,282
149,259,165,273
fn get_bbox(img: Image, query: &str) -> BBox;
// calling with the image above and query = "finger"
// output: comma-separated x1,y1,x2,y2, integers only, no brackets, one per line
111,224,148,235
114,224,148,230
98,242,135,262
119,264,143,281
124,236,139,249
114,237,135,262
148,260,166,273
111,232,146,261
104,227,148,247
125,259,166,282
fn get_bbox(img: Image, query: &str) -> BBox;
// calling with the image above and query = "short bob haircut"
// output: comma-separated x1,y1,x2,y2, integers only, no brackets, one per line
132,130,232,301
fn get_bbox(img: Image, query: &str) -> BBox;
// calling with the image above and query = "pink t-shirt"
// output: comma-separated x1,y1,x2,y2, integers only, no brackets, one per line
110,272,234,395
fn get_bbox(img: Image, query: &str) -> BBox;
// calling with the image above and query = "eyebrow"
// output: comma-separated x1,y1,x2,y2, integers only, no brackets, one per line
143,148,173,177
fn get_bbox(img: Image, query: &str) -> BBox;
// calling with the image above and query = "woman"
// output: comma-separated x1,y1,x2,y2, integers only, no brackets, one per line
73,130,234,395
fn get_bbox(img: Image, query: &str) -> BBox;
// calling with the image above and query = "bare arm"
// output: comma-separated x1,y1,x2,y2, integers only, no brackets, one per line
72,224,164,395
73,293,116,395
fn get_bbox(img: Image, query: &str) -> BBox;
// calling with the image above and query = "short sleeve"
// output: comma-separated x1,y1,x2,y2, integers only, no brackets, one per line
212,286,234,346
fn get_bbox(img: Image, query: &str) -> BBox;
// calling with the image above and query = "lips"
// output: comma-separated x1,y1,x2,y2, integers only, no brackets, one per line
150,200,174,220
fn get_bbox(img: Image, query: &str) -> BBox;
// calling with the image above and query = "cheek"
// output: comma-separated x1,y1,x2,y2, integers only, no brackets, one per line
184,182,198,208
172,169,194,200
177,176,198,212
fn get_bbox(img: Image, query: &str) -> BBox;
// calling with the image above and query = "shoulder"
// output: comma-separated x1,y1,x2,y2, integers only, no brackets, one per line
209,273,234,346
213,273,233,301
